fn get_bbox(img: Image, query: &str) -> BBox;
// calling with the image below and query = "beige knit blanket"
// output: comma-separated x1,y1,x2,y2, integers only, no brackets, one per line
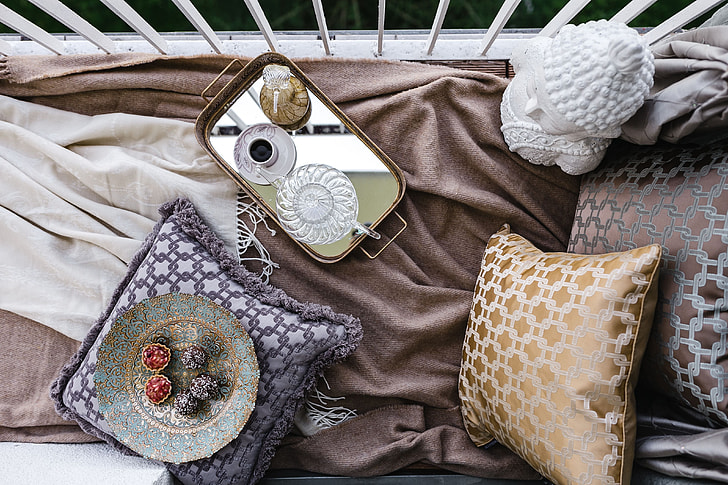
0,94,239,342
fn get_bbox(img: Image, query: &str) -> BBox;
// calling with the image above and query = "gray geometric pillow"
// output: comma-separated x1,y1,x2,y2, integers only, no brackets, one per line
51,197,362,484
568,138,728,427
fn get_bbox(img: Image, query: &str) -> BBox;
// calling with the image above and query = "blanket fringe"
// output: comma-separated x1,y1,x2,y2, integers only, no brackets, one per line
236,192,278,283
0,56,9,80
295,377,357,436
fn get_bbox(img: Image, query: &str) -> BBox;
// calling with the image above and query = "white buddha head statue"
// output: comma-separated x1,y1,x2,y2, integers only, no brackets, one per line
501,20,655,175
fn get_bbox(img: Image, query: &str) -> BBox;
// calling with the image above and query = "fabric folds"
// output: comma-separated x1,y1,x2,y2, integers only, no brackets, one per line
0,53,579,480
620,26,728,145
0,95,238,341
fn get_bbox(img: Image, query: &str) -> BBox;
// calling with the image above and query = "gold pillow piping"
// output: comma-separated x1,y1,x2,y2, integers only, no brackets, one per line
459,224,661,485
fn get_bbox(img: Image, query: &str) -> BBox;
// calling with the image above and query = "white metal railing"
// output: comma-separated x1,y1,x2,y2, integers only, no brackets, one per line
0,0,726,60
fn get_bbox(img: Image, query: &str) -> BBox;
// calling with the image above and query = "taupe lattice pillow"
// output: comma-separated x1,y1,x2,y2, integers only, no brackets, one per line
569,139,728,427
459,225,661,485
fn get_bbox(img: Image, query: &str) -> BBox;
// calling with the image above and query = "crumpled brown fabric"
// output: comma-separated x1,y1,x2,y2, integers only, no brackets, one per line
0,53,239,122
0,310,99,444
621,26,728,145
235,58,578,479
0,53,579,480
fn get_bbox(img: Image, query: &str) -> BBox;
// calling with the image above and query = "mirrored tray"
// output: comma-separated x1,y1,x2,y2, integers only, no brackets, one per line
195,53,406,263
95,293,259,464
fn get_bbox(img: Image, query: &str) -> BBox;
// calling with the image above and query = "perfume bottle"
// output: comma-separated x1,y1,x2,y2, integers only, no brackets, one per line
259,64,312,131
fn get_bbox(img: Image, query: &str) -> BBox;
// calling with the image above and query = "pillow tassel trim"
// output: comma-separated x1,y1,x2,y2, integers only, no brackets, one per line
51,197,363,482
169,198,363,483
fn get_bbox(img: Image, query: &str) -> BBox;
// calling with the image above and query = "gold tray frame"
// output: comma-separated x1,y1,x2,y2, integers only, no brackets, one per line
195,53,406,263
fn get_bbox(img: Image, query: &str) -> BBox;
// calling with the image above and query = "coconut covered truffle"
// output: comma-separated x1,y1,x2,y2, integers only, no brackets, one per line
173,389,199,416
181,345,208,370
189,373,219,400
144,374,172,404
141,343,171,372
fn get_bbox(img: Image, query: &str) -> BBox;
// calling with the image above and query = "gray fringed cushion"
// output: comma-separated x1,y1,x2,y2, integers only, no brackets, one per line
51,197,362,485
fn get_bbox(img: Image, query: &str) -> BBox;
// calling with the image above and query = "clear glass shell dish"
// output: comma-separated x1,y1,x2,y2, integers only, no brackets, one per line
273,163,379,245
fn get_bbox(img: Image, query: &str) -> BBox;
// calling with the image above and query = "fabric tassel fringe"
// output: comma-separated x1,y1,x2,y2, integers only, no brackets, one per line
236,192,279,283
294,378,358,436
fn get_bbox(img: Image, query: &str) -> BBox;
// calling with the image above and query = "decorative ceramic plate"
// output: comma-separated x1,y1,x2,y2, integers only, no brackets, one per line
95,293,259,463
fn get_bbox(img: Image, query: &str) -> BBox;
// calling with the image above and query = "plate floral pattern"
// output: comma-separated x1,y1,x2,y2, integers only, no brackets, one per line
95,292,259,463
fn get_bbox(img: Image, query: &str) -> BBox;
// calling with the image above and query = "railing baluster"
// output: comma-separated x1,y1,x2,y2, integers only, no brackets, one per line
311,0,331,55
480,0,522,56
643,0,727,45
0,0,719,61
29,0,115,53
425,0,451,55
242,0,278,52
0,3,64,54
377,0,386,55
99,0,168,54
610,0,659,24
171,0,222,53
540,0,592,37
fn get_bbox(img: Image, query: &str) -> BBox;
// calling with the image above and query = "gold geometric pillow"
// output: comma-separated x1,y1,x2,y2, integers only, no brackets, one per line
459,225,661,485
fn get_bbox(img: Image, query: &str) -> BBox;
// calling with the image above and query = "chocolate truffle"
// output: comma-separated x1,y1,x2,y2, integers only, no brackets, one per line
189,373,219,400
141,343,171,372
173,389,199,416
144,374,172,404
181,345,208,370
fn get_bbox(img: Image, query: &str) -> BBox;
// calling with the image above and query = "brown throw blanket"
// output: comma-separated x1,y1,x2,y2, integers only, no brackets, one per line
0,310,96,444
0,54,580,479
